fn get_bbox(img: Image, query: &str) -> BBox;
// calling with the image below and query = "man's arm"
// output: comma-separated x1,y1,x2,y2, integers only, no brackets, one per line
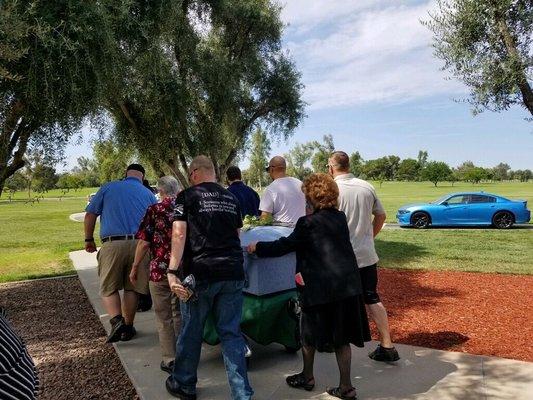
372,212,386,238
260,211,272,220
167,221,189,300
84,212,98,253
129,240,150,284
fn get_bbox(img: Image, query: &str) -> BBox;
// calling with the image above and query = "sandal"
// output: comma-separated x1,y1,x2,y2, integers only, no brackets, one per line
285,373,315,391
327,386,357,400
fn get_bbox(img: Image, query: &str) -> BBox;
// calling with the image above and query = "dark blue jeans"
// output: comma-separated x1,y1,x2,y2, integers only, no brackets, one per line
171,280,253,399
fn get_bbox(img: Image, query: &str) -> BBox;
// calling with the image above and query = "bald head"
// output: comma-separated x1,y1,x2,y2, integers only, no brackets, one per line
189,155,216,185
266,156,287,180
269,156,286,169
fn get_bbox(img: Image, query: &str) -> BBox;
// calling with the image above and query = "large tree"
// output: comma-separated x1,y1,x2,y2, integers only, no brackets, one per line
421,161,453,186
0,0,116,196
107,0,305,187
426,0,533,116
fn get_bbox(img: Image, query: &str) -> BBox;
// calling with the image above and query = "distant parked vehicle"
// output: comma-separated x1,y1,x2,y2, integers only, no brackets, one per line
397,192,531,229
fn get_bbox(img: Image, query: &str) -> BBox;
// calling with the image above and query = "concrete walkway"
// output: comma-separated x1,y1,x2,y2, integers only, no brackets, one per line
70,250,533,400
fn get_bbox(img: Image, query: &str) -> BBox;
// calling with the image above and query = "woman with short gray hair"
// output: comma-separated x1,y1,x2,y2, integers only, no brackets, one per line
130,175,183,373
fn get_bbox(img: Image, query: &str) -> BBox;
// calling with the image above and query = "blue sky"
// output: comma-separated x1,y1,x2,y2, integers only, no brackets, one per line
62,0,533,170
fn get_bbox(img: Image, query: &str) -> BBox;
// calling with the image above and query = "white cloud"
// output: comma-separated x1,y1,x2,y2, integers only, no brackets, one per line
281,1,466,110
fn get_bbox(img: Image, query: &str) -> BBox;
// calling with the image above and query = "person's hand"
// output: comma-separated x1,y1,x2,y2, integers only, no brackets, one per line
246,242,257,254
85,240,97,253
167,273,188,300
129,265,138,285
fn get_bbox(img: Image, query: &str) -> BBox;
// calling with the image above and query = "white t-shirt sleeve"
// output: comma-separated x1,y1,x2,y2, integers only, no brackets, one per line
259,188,274,213
372,195,386,215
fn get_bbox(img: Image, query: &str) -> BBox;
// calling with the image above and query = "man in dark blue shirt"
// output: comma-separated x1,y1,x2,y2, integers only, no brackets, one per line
226,166,260,218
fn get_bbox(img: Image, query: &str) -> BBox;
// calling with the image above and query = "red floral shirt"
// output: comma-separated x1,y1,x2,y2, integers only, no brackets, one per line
135,196,176,282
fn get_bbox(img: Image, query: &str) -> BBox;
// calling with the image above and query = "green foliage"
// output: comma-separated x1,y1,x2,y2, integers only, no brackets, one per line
107,0,305,186
0,0,118,194
492,162,511,180
362,156,401,180
285,143,313,180
349,152,363,177
510,169,532,182
248,128,271,188
421,161,453,186
242,214,273,231
397,158,420,181
310,134,335,173
425,0,533,116
92,139,132,184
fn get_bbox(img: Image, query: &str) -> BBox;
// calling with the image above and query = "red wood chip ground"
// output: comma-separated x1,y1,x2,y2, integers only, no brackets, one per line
376,269,533,362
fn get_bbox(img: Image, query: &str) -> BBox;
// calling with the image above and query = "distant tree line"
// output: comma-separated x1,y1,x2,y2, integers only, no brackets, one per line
3,133,531,197
242,132,532,188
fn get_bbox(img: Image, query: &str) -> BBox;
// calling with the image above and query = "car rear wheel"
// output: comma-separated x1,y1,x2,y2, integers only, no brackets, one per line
492,211,514,229
411,212,430,229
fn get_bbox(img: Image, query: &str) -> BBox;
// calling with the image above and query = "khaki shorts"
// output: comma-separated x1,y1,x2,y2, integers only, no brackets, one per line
97,239,149,296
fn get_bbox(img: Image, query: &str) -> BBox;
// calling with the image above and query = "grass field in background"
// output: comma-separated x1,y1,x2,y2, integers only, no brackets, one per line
0,181,531,283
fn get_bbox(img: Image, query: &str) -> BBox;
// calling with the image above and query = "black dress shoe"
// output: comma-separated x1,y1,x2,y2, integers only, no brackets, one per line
120,325,137,341
106,315,125,343
160,360,174,374
165,376,197,400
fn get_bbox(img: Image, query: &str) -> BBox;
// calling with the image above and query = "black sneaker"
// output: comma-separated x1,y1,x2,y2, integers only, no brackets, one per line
368,344,400,362
166,376,197,400
120,325,137,341
160,361,174,374
106,315,125,343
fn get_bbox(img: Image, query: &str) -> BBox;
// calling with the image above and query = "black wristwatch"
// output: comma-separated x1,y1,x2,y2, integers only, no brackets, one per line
167,269,179,276
85,238,95,242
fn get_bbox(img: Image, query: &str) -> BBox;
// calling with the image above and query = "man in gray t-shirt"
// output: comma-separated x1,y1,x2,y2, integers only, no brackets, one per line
329,151,399,362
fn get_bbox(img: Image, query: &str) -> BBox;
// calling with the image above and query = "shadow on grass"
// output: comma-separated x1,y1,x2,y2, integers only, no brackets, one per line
375,238,429,266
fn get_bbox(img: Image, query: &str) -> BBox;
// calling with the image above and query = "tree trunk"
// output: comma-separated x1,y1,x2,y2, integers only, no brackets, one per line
0,109,31,197
495,11,533,116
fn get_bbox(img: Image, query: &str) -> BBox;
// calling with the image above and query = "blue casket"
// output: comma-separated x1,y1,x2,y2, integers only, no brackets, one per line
239,226,296,296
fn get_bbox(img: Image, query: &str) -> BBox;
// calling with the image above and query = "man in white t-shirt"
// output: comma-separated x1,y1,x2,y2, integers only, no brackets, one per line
329,151,400,362
259,156,305,226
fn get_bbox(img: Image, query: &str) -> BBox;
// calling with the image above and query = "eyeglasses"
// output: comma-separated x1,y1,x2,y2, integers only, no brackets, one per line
188,168,198,179
265,165,273,173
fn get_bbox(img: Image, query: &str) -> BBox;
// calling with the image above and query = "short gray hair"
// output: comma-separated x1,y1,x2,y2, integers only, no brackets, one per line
157,176,180,196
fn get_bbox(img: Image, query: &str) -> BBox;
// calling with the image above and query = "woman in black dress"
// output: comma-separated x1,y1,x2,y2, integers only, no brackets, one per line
247,173,370,400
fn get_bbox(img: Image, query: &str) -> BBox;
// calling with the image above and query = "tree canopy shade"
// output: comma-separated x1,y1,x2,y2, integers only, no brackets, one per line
107,0,305,187
425,0,533,116
0,0,117,195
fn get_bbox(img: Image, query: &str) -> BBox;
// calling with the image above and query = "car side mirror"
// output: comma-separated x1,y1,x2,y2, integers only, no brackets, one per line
442,201,448,206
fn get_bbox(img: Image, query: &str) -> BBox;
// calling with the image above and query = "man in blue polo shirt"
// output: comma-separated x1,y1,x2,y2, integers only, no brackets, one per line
226,166,260,218
84,164,157,343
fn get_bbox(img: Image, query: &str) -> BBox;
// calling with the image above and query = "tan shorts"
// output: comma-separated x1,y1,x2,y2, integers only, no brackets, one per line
97,239,149,296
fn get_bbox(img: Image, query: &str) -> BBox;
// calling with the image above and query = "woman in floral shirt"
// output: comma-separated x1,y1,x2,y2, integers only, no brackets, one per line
131,176,182,374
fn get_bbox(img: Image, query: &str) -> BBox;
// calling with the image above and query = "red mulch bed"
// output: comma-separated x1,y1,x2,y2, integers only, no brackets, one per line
376,268,533,362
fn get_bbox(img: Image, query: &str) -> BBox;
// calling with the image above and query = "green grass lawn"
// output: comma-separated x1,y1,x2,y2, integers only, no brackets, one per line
0,182,531,283
0,197,92,282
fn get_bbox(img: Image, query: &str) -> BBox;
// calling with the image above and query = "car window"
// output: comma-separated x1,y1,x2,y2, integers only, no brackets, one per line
470,195,496,203
446,195,469,205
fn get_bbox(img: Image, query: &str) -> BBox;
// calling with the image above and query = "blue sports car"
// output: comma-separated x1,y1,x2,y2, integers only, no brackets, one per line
397,192,531,229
